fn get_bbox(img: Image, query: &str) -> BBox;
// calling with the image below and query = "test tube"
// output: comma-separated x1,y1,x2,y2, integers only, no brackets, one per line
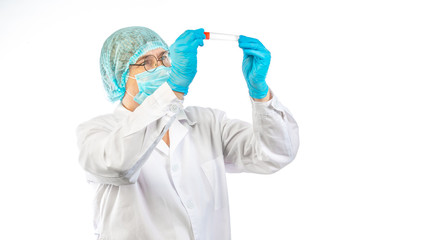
204,32,239,41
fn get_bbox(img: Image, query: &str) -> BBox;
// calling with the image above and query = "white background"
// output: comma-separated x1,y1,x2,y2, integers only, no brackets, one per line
1,0,421,239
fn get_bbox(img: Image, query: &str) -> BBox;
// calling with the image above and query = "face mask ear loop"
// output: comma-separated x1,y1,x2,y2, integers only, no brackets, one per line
126,74,137,98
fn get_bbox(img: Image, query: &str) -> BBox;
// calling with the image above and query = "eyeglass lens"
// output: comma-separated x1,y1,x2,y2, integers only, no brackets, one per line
144,52,171,72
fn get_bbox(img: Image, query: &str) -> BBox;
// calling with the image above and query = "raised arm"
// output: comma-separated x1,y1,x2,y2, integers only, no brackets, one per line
219,90,299,173
76,83,181,185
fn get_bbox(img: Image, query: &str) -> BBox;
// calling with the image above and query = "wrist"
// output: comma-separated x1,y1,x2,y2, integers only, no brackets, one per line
252,89,271,102
173,91,184,100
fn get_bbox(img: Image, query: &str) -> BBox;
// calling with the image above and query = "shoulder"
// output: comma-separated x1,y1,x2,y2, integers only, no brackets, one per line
184,106,228,125
76,112,119,134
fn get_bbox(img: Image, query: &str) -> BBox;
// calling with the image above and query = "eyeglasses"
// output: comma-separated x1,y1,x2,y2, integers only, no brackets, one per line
129,51,171,73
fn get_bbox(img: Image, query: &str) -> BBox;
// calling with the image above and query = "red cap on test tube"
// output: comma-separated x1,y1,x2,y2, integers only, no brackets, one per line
204,32,210,40
203,31,239,41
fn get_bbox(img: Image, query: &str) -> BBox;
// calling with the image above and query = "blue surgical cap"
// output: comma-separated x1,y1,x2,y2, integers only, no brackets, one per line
100,26,169,102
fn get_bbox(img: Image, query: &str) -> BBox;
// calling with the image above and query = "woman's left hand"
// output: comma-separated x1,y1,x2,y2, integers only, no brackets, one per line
239,35,271,99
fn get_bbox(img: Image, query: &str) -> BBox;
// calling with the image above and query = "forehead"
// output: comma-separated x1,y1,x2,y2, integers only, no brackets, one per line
134,48,166,64
145,48,166,56
136,48,166,61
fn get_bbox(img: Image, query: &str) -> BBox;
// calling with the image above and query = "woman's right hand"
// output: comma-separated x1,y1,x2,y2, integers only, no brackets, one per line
167,28,205,95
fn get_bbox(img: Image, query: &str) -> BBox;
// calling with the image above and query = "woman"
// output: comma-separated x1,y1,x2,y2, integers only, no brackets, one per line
76,26,299,240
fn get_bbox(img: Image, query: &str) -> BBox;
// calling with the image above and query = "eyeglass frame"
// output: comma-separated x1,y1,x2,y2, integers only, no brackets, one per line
129,51,171,73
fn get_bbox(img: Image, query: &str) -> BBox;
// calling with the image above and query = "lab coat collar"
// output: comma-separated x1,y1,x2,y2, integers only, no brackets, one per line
113,102,197,126
113,103,195,156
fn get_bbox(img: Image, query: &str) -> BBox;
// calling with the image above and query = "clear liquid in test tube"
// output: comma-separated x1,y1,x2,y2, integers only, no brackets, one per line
204,32,239,41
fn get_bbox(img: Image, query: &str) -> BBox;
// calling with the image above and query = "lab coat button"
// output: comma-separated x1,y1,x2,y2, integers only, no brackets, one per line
186,200,194,209
172,164,179,172
170,104,179,113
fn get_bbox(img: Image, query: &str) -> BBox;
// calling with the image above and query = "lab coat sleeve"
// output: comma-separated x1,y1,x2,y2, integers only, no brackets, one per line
76,83,181,185
219,88,300,174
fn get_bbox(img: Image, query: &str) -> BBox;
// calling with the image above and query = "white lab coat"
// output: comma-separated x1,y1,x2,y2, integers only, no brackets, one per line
76,82,299,240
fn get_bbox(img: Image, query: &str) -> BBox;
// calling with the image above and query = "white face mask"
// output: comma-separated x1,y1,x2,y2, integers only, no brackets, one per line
128,65,171,104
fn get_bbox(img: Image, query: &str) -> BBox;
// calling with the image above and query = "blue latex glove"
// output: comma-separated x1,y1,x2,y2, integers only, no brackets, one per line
168,28,205,95
238,35,271,99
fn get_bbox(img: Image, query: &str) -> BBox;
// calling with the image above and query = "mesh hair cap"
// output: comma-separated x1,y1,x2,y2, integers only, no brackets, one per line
100,26,169,102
